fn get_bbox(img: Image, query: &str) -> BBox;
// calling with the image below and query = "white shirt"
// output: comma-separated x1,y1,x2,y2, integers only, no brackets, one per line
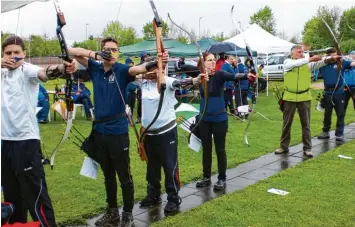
1,63,41,140
134,76,178,135
283,57,328,72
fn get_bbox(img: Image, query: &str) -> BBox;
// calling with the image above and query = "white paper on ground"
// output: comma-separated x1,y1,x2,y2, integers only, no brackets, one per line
188,133,201,152
337,154,353,160
80,157,98,179
238,105,249,113
316,101,325,112
267,188,289,196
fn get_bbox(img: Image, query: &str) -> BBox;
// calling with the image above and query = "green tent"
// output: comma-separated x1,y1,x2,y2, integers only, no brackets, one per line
120,37,257,57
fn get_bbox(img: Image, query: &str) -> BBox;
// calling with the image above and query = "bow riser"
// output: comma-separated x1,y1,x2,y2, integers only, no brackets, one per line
152,19,166,93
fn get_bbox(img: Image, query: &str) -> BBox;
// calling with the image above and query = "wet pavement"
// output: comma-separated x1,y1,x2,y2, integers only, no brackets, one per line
85,123,355,227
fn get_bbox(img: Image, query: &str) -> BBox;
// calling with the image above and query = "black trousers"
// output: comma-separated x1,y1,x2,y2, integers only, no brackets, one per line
1,140,55,226
93,131,134,212
144,127,180,200
127,92,137,114
258,77,267,91
137,89,142,119
199,120,228,180
235,90,248,107
322,93,345,136
224,89,235,114
344,87,355,114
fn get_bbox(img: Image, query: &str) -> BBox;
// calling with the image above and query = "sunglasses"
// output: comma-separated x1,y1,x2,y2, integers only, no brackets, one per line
103,48,119,53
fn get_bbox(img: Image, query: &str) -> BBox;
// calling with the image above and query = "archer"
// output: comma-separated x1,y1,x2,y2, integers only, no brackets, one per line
1,35,77,227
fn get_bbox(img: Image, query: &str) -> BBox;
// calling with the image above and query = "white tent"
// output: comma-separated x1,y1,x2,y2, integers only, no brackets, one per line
224,24,295,54
224,24,295,96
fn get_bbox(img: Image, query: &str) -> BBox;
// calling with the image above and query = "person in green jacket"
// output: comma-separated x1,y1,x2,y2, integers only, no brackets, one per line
274,45,341,157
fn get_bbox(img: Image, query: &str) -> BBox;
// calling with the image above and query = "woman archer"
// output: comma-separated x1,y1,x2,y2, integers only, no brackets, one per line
194,52,256,191
135,58,207,213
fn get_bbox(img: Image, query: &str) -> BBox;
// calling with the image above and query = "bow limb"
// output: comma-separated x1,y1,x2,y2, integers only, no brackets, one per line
320,16,342,72
167,13,208,142
231,5,258,145
50,0,74,168
138,0,167,153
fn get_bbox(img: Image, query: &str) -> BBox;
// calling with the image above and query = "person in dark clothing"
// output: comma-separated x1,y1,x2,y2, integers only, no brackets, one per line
343,51,355,113
317,48,355,141
72,78,93,120
234,57,250,119
221,55,236,114
1,35,77,227
68,37,169,227
37,84,50,123
194,52,255,191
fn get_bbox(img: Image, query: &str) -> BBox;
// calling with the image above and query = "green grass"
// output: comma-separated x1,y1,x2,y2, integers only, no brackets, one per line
152,139,355,227
38,80,355,225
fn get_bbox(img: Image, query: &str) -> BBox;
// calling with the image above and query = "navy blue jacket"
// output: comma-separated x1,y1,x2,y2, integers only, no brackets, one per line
319,60,352,94
235,64,249,91
71,83,91,102
87,59,134,135
221,62,235,90
200,71,247,122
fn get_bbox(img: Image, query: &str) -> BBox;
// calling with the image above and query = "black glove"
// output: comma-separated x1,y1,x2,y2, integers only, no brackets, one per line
95,51,112,61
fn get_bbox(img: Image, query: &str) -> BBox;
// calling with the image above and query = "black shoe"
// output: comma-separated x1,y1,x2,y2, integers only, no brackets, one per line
318,132,330,139
164,195,182,213
118,212,134,227
139,196,162,207
196,178,211,188
213,179,226,191
95,208,120,227
39,120,48,124
135,118,141,124
335,135,344,141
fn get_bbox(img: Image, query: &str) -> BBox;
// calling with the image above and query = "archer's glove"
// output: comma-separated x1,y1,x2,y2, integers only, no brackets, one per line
95,51,112,61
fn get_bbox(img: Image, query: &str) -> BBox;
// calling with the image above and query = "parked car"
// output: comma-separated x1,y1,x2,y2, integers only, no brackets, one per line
261,54,286,80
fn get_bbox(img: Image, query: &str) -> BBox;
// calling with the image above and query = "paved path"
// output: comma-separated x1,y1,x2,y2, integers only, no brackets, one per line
84,123,355,227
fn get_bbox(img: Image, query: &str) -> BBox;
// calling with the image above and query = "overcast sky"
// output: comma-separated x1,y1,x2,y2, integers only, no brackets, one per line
1,0,354,46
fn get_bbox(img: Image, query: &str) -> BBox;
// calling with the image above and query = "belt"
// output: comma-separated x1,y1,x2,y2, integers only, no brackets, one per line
145,120,176,135
93,113,126,124
286,88,309,94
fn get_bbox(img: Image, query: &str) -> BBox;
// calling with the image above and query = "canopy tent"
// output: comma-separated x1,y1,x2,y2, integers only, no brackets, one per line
120,38,193,56
197,38,217,52
223,24,295,54
120,37,256,57
224,24,295,96
1,0,49,13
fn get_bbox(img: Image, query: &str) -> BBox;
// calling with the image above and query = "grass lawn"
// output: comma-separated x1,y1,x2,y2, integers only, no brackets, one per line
152,139,355,227
38,79,355,225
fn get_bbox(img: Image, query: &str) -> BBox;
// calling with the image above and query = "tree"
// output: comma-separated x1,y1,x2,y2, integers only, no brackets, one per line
142,20,169,39
302,6,342,50
338,7,355,42
177,36,189,44
249,6,277,35
72,40,99,51
340,39,355,53
289,33,301,44
211,32,228,42
102,21,140,46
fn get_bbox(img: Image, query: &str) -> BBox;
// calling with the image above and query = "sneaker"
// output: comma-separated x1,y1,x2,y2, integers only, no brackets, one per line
118,212,134,227
164,194,182,213
196,178,211,188
95,208,120,227
303,150,313,158
139,196,162,207
135,118,141,124
274,148,289,154
213,179,226,191
318,132,330,139
335,135,344,141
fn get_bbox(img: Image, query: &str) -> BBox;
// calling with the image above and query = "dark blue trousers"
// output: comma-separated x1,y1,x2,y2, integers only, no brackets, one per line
144,127,180,201
323,93,345,136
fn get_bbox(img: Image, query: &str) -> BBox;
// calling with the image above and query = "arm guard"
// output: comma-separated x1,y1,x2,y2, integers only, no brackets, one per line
45,64,66,80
